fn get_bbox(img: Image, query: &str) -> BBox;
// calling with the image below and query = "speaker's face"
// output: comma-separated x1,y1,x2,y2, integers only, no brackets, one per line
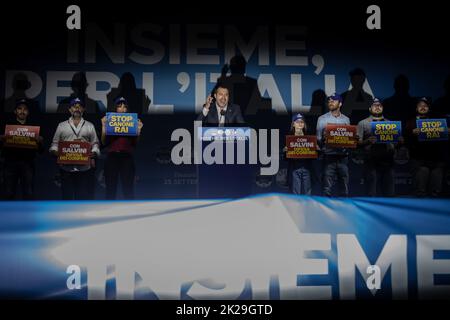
215,87,229,109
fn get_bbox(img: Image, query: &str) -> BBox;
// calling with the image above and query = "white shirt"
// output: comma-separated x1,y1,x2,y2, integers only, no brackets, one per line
50,117,100,172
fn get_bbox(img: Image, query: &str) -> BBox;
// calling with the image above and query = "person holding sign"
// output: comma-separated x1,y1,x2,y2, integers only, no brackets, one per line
357,98,403,197
0,99,44,199
316,93,351,197
284,113,315,195
49,98,100,200
405,97,448,197
101,97,143,200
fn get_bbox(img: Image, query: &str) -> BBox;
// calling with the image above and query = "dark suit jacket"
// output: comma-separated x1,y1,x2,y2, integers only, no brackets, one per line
197,103,245,126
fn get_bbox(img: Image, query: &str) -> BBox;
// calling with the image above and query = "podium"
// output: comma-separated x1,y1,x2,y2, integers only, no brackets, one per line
196,127,254,199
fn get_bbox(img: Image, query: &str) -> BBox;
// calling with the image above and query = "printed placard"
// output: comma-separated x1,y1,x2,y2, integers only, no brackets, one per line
416,119,448,141
57,141,91,165
286,135,318,159
4,125,40,149
325,125,357,148
106,113,138,136
371,121,402,143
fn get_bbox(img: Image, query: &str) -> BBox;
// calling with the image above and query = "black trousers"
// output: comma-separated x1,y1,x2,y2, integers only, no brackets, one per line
4,160,35,200
60,169,92,200
410,159,445,197
364,161,395,197
322,156,349,197
104,152,135,200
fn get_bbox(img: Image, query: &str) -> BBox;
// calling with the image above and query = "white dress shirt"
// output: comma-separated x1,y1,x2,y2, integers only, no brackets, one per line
49,117,100,172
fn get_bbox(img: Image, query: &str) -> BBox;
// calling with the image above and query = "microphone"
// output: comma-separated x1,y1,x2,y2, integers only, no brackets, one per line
219,109,226,126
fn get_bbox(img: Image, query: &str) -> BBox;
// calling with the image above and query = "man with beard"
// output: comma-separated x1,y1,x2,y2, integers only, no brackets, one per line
49,98,100,200
0,99,44,199
316,93,351,197
197,85,245,127
357,98,403,197
405,97,448,197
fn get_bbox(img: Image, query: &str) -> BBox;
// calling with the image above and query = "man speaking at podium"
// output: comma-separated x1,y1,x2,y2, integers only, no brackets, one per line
197,85,245,126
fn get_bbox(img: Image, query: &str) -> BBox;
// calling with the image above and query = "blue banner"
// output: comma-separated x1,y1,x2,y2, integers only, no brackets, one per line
1,195,450,300
371,121,402,143
106,112,138,136
417,119,449,141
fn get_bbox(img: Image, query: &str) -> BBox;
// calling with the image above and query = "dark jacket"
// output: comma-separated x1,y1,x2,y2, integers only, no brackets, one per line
197,103,245,126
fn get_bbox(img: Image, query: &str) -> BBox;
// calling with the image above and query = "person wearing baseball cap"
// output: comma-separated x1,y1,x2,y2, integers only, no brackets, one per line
100,97,143,200
357,97,400,197
405,96,446,197
284,113,314,195
114,96,128,106
327,93,343,103
291,113,304,123
49,97,100,200
0,99,44,199
316,93,351,197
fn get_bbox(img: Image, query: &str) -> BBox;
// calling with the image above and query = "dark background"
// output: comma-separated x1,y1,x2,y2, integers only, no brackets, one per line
1,1,449,199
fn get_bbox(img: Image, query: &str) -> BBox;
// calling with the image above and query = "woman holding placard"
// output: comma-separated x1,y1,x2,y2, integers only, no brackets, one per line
284,113,315,195
101,97,143,200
